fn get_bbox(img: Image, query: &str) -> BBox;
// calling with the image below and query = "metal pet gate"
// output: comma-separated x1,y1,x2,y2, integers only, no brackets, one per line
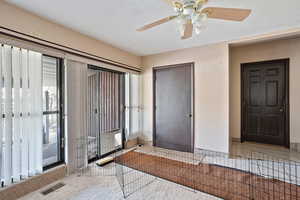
75,138,300,200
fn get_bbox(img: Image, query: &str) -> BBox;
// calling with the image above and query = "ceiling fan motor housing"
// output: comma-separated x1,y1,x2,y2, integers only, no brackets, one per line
182,0,196,6
183,7,194,15
182,0,202,15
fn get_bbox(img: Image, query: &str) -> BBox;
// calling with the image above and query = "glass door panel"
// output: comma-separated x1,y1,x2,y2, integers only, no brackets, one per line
42,56,63,168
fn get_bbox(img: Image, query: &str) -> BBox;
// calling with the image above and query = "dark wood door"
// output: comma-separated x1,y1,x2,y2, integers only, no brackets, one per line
153,63,193,152
241,59,289,147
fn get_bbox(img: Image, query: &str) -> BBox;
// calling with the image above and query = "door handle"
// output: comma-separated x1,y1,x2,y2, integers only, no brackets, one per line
188,114,192,118
279,108,284,112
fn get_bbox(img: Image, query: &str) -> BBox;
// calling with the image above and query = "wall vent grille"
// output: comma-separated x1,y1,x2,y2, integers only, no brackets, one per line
41,182,65,195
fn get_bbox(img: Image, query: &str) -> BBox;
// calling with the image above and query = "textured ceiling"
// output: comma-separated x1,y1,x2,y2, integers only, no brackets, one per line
6,0,300,56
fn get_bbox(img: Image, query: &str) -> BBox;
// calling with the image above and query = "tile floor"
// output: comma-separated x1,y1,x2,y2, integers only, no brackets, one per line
231,141,300,161
17,142,300,200
18,170,220,200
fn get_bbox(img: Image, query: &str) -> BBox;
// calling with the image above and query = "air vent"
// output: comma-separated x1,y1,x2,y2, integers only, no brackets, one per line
41,182,65,195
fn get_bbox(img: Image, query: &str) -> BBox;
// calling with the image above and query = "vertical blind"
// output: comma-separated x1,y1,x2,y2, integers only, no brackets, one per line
66,60,88,173
87,69,121,137
125,73,141,139
98,70,120,133
99,70,121,156
0,44,43,186
87,72,98,139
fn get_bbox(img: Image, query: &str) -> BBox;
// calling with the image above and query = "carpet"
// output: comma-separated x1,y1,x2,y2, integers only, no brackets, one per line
115,151,300,200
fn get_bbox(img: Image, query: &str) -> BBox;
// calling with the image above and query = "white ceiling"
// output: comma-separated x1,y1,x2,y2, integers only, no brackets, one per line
6,0,300,56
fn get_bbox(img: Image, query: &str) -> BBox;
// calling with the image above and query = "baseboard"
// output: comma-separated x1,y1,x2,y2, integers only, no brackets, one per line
194,148,202,154
0,165,66,200
290,143,300,153
232,137,241,143
124,137,153,149
125,138,138,149
138,137,152,146
194,148,230,159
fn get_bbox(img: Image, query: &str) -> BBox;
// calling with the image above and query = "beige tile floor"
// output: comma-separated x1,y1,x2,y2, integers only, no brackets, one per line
17,145,219,200
18,142,300,200
231,141,300,161
18,170,220,200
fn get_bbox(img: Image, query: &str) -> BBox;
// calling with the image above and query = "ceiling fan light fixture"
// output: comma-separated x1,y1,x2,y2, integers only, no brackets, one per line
179,24,185,36
177,15,188,35
191,12,199,24
194,24,206,35
192,12,207,24
194,26,201,35
176,15,187,24
192,12,208,34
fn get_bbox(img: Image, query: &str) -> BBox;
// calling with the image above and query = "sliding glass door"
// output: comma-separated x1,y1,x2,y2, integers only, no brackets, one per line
87,71,99,160
42,56,64,169
87,67,124,161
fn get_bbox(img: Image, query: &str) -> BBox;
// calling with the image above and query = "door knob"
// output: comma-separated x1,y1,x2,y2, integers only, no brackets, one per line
279,108,284,112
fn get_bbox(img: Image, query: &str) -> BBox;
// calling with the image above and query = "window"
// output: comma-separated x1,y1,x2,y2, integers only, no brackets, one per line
1,45,43,186
0,45,64,187
42,56,64,168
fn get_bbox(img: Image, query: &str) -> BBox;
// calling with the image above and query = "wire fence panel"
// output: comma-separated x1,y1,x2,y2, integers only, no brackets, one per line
75,139,300,199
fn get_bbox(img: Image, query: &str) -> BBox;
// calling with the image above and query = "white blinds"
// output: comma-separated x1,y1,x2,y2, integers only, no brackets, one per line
0,44,43,186
125,73,141,139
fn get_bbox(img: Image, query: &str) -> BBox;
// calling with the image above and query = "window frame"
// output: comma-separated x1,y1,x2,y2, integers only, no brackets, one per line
42,55,65,171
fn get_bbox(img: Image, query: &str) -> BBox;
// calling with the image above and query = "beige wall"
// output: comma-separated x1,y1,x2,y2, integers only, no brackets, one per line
0,1,141,68
142,43,230,153
230,37,300,143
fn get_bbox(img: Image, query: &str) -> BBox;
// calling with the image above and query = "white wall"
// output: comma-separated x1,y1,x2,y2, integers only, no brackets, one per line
0,1,141,68
230,37,300,144
142,43,230,153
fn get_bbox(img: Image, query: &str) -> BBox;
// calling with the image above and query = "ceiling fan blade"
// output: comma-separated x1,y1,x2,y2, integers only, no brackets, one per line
137,16,177,32
181,20,193,40
162,0,183,9
202,7,251,21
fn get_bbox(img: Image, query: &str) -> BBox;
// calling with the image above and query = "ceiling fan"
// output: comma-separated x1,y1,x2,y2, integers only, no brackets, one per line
137,0,251,40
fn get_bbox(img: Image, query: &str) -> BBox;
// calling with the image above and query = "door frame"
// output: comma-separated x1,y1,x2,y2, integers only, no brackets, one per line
240,58,290,148
87,65,125,162
152,62,195,152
